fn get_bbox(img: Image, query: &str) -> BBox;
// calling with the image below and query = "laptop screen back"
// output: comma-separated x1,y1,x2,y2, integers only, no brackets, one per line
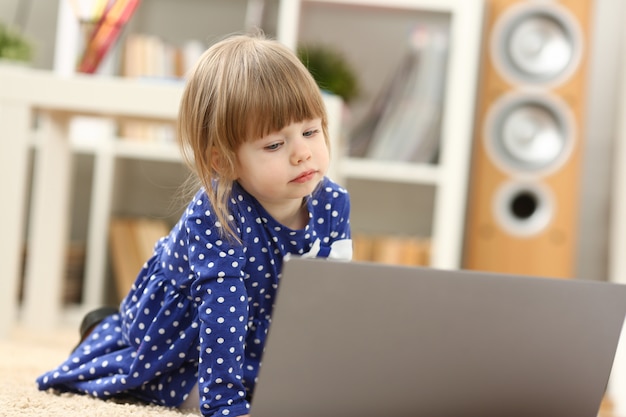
252,258,626,417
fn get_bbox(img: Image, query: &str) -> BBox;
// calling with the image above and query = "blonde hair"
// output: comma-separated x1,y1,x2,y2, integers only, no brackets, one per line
177,32,330,241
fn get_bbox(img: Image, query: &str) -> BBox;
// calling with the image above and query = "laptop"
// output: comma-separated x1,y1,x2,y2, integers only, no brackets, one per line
252,257,626,417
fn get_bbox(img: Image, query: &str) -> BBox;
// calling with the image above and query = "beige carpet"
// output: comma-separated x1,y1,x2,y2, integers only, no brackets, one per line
1,324,619,417
0,324,200,416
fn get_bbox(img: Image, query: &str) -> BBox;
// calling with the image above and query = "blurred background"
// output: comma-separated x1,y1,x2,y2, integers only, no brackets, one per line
1,0,625,303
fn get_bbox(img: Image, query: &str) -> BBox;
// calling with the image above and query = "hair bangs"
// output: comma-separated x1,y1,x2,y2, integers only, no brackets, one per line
226,46,329,145
253,84,326,143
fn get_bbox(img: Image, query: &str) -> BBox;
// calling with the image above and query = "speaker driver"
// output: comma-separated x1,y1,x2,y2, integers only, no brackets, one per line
494,180,554,237
485,92,575,175
491,2,583,86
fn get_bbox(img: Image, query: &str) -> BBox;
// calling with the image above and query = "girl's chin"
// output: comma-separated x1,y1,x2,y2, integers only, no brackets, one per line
295,177,322,194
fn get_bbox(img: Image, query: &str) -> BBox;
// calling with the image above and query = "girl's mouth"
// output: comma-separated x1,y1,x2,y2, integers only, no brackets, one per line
291,170,317,183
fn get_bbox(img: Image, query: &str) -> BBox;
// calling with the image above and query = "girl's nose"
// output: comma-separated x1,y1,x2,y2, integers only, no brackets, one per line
291,139,312,164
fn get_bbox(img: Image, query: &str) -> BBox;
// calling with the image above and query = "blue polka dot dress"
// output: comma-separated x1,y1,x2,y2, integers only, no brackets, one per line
36,177,352,417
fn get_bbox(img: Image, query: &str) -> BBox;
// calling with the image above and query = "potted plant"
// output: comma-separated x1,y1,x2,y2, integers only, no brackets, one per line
297,44,359,104
0,22,33,64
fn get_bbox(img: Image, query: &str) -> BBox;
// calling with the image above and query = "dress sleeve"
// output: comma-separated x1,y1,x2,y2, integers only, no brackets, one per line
311,178,353,260
185,195,251,417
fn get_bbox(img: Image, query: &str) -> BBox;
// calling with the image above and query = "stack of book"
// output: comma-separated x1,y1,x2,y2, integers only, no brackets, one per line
109,216,170,301
348,24,449,164
118,34,205,143
352,233,431,267
121,33,204,80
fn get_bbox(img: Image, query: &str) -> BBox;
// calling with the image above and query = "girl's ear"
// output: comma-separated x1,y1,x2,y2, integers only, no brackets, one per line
211,148,222,173
212,148,238,179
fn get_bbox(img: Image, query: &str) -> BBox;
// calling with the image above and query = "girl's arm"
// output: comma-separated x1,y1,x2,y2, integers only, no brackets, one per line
186,194,252,417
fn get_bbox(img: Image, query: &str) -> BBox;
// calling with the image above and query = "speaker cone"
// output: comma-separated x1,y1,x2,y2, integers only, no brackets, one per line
484,92,575,175
491,3,583,85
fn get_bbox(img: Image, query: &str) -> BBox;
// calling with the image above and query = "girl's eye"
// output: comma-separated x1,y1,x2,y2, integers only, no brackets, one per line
265,142,282,151
303,129,320,138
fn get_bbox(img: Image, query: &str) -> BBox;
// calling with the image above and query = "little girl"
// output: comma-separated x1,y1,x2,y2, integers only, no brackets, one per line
37,33,352,417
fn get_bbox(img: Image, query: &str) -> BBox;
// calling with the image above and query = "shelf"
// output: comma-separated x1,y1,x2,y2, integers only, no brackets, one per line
278,0,479,52
32,132,183,163
300,0,470,11
70,139,439,187
0,66,182,120
341,158,440,185
113,139,181,162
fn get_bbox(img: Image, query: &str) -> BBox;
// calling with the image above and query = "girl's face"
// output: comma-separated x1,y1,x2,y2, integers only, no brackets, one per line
235,118,329,214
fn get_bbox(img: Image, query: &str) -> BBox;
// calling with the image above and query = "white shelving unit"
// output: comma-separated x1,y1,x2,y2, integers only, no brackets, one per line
0,0,485,335
0,69,178,337
0,67,343,336
277,0,485,269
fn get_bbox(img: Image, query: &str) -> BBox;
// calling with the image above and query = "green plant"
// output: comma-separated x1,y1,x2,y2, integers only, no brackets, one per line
0,22,33,62
298,44,359,103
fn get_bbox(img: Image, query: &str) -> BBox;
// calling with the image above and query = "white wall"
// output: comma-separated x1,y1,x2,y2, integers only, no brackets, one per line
577,0,626,282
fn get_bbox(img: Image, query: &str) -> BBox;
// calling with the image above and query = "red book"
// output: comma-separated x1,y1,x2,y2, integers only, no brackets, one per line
77,0,142,74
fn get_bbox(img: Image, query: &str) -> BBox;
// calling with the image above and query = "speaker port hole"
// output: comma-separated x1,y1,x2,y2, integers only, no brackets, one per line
510,191,537,220
495,181,553,236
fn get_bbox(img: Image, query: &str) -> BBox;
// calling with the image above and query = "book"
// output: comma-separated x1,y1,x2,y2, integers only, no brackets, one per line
392,28,448,163
352,233,375,262
347,51,416,158
109,216,170,301
118,34,200,143
352,233,431,267
77,0,142,74
109,218,140,301
352,24,448,163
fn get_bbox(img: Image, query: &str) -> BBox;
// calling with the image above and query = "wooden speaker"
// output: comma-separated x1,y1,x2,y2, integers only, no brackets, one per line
464,0,592,278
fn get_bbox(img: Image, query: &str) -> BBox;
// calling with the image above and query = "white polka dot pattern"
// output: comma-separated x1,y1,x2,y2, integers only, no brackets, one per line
36,177,351,417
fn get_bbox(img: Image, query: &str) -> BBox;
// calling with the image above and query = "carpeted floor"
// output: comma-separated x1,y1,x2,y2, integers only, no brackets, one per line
1,324,620,417
0,324,200,416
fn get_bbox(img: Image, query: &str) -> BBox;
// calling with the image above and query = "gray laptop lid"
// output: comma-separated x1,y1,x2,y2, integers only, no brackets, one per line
252,258,626,417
